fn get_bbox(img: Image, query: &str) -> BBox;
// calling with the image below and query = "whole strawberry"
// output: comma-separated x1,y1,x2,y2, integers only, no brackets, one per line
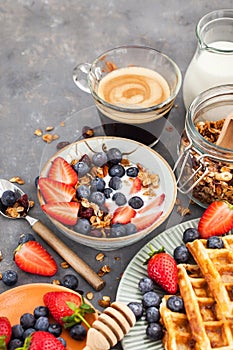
144,245,178,294
0,316,12,349
43,291,94,329
22,331,66,350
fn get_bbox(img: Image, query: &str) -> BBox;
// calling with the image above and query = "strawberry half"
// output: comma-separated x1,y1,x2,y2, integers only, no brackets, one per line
131,211,163,231
198,200,233,238
48,156,78,186
14,241,57,276
42,202,80,226
25,331,66,350
144,245,178,294
112,206,136,225
138,193,165,214
130,177,142,194
0,316,12,348
39,178,76,204
43,291,95,328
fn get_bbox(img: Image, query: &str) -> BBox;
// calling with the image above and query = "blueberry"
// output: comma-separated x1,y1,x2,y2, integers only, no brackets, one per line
57,337,67,347
183,227,200,243
109,176,122,190
90,177,106,192
34,306,49,319
103,187,113,199
22,328,35,339
107,148,122,164
126,166,139,177
8,339,23,350
128,196,144,209
146,322,163,341
166,296,185,313
34,316,49,331
146,306,160,323
1,190,17,206
69,324,87,340
20,313,36,329
2,270,18,286
124,223,137,235
73,161,90,177
109,164,125,177
142,291,161,309
89,191,105,206
127,302,143,320
207,236,224,249
11,324,24,339
111,224,127,237
48,323,62,337
112,192,127,206
75,218,91,235
76,185,90,199
173,245,190,264
138,277,155,294
92,152,107,167
18,233,36,245
61,274,79,290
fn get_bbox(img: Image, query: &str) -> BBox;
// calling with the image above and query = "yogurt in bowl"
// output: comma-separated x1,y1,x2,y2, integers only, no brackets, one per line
38,136,177,250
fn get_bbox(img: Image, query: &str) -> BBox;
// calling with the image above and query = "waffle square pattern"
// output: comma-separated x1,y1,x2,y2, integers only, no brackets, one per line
160,236,233,350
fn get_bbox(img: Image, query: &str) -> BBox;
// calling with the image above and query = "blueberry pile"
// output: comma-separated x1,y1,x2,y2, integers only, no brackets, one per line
7,305,67,350
71,147,144,238
127,277,164,341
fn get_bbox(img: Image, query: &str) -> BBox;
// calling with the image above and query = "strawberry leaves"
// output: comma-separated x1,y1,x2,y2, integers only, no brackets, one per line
62,298,95,329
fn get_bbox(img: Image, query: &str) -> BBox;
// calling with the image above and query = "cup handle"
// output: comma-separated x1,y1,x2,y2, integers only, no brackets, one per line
73,63,91,93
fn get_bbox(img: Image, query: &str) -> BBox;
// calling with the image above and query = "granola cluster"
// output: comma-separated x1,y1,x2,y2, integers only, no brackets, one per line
180,118,233,206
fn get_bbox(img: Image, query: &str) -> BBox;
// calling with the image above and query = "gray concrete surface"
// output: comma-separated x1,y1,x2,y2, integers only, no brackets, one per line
1,1,232,348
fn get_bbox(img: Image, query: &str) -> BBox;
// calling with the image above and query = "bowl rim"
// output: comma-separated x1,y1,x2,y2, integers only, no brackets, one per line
38,136,177,244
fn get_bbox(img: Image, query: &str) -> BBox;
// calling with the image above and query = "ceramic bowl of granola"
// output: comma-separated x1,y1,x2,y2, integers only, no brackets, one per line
38,136,177,250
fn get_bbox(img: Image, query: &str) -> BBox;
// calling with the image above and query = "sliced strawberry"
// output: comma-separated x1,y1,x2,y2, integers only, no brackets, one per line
48,156,78,186
42,202,80,226
130,177,142,194
43,291,94,328
131,211,163,231
138,193,165,214
198,200,233,238
0,316,12,347
39,178,76,203
27,331,66,350
112,206,136,225
14,241,57,276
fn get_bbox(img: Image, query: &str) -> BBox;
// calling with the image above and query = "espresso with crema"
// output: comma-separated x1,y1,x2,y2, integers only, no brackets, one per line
98,66,170,108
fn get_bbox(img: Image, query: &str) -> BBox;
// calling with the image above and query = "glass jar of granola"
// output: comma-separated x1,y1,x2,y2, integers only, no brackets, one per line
175,84,233,208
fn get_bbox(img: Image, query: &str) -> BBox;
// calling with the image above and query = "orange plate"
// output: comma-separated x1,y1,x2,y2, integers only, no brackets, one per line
0,283,98,349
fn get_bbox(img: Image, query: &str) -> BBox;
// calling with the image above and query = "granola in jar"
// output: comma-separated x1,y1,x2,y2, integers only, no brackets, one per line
175,85,233,208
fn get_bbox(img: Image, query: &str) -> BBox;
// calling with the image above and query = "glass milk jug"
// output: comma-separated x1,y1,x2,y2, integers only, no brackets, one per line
183,9,233,109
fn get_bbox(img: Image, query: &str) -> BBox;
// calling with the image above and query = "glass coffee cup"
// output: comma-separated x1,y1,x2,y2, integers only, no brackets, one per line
73,45,182,146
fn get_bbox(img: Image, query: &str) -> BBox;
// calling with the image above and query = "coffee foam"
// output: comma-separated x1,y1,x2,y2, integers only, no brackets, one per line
98,66,170,108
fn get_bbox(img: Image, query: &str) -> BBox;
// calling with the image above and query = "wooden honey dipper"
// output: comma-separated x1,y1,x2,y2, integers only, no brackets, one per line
83,301,136,350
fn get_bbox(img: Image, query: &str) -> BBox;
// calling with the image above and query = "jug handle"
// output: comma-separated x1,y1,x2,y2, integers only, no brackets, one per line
73,63,91,93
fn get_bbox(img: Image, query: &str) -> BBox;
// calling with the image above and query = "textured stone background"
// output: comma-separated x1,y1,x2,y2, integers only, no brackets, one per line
0,1,232,348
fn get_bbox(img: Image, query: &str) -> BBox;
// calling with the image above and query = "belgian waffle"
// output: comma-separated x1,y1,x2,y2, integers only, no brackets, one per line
160,263,233,350
187,236,233,318
178,263,233,350
160,293,195,350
